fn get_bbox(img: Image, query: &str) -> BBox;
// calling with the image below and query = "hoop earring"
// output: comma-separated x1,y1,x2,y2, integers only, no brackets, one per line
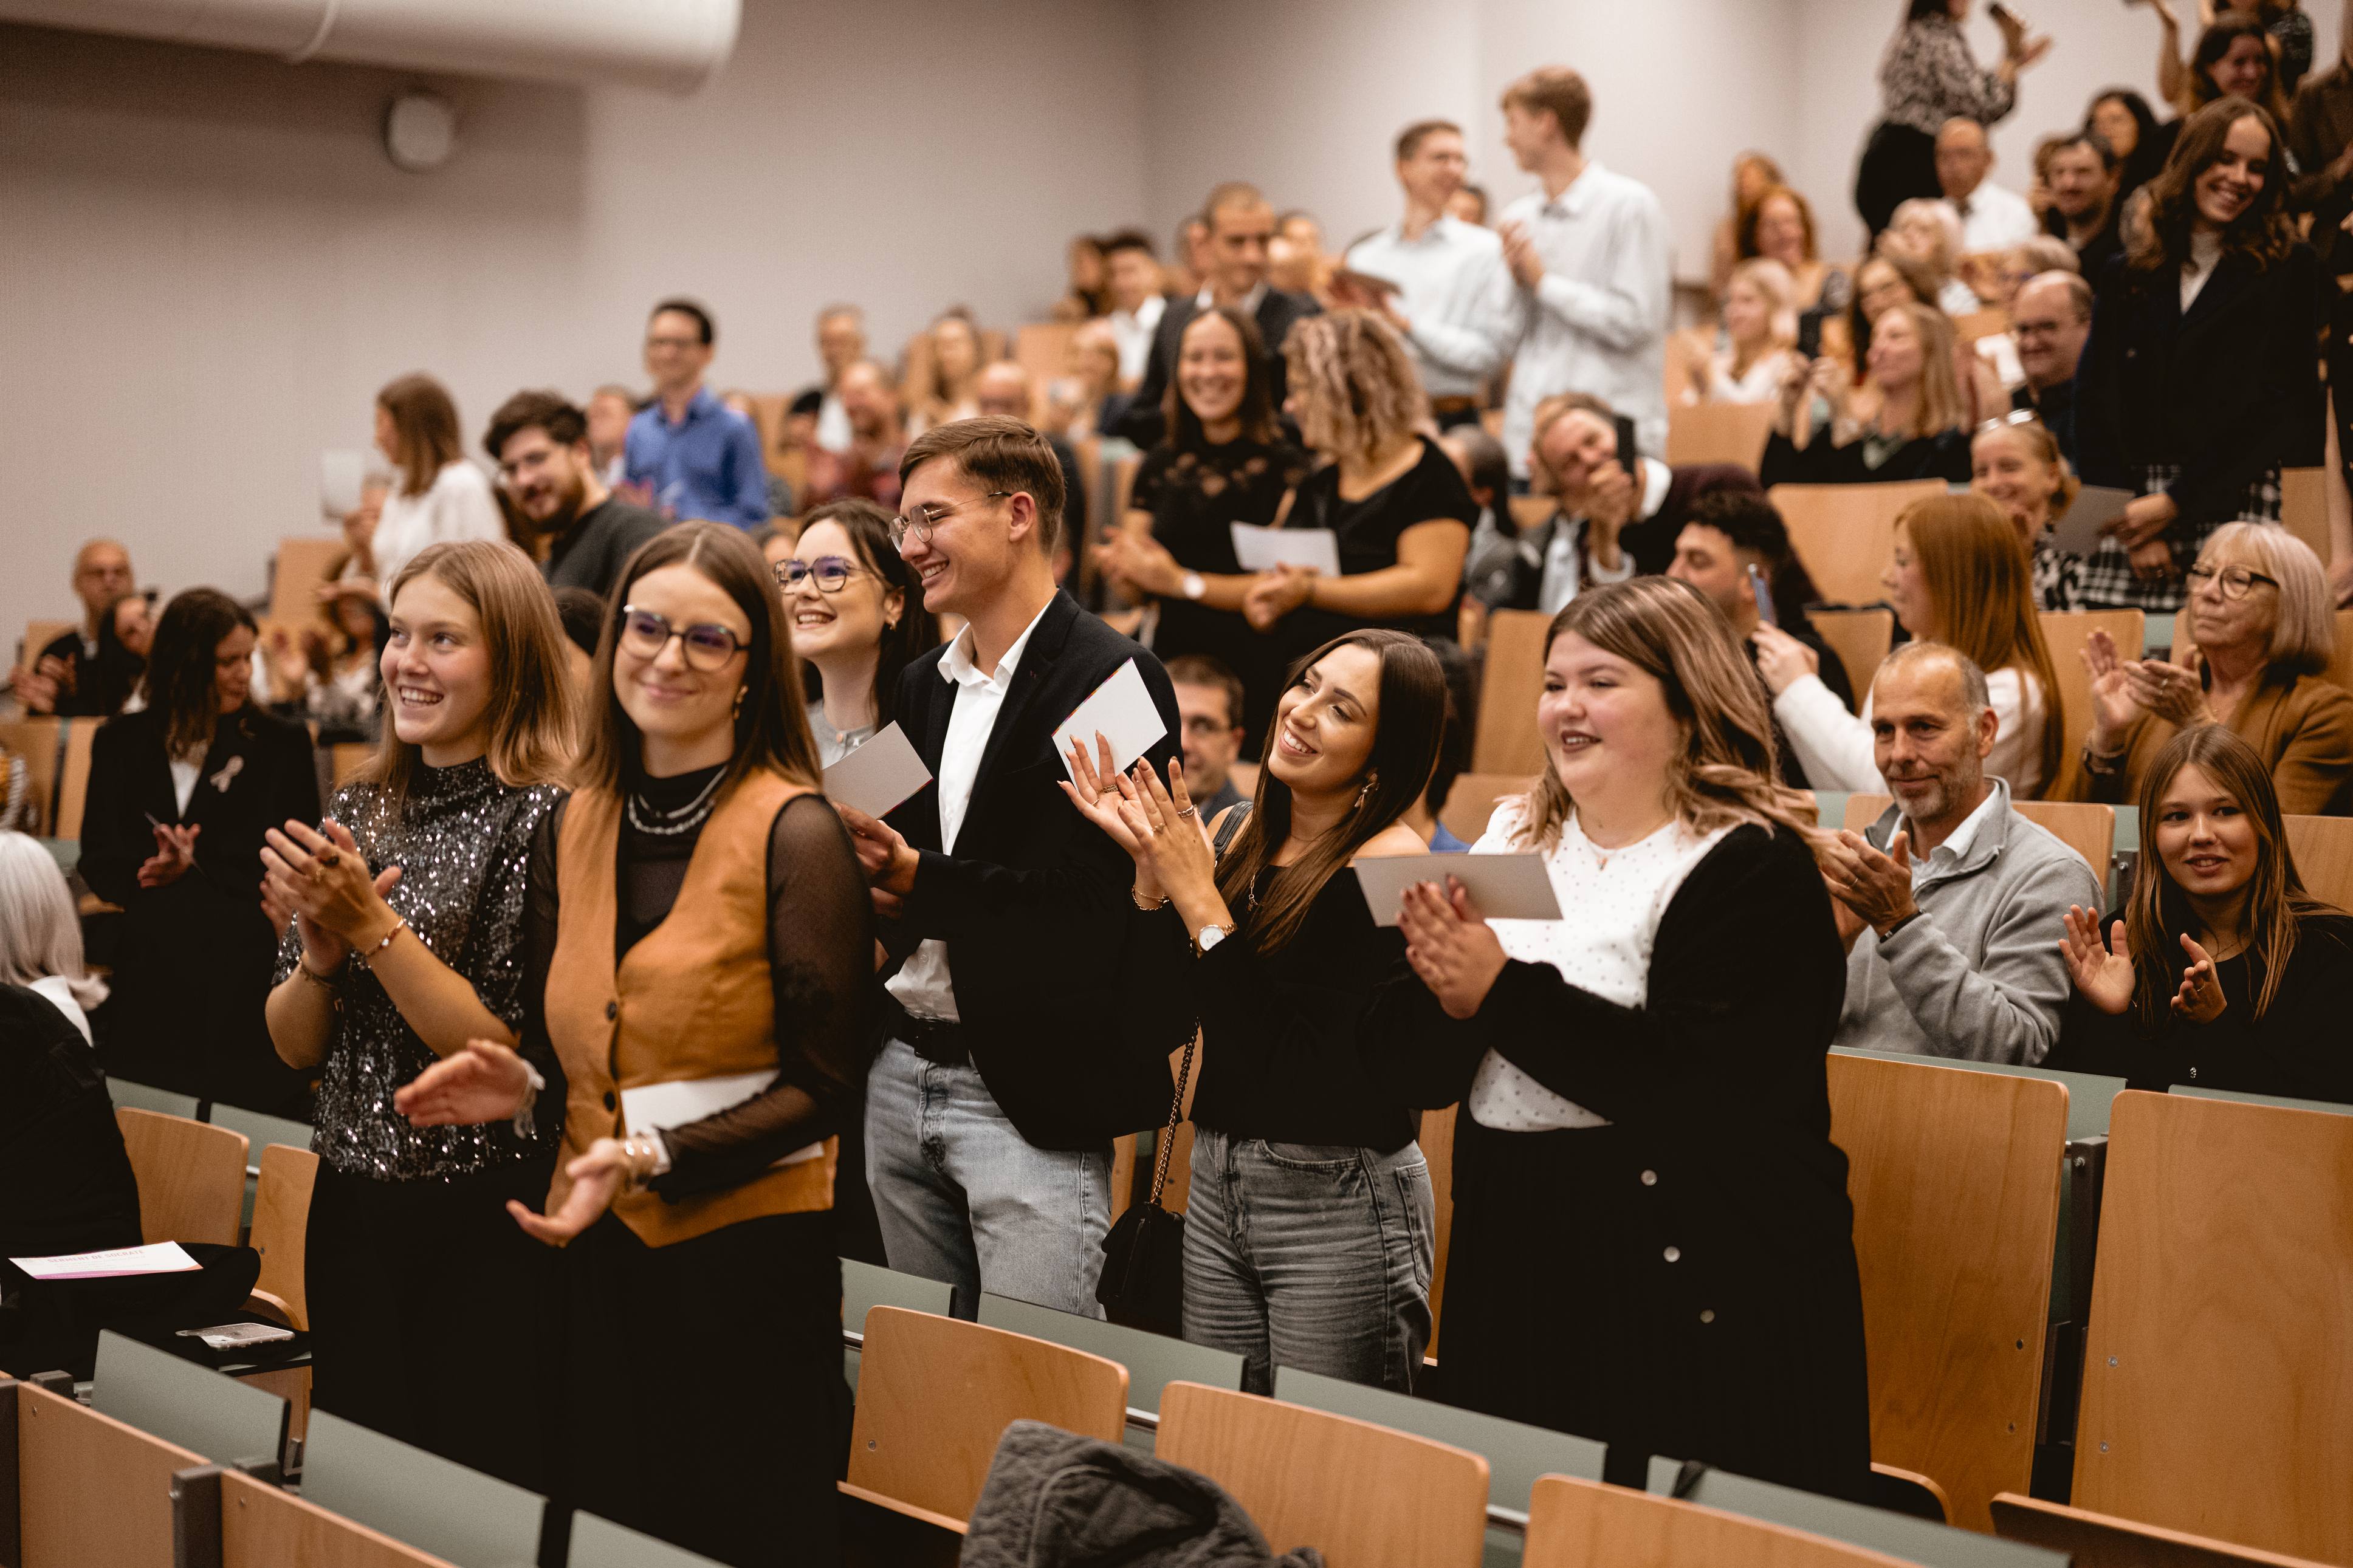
1355,776,1375,810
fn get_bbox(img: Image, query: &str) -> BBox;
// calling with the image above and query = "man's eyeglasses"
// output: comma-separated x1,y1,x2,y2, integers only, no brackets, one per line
890,491,1012,552
2185,563,2280,601
774,556,865,593
617,606,748,669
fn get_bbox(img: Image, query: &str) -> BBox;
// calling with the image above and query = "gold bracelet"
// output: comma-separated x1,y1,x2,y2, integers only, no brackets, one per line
359,916,411,962
294,953,345,989
1132,888,1171,911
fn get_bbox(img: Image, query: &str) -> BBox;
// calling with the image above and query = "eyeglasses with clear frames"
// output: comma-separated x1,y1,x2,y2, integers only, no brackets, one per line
774,556,864,593
2184,563,2281,601
889,491,1012,552
617,606,749,669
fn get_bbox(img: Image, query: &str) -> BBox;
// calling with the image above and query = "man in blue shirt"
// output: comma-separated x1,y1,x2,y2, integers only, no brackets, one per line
623,298,771,528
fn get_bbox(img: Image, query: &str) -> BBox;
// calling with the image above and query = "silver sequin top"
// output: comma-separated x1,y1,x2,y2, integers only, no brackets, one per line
276,758,565,1180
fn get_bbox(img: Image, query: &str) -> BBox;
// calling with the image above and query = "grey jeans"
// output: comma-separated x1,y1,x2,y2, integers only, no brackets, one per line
1181,1124,1435,1395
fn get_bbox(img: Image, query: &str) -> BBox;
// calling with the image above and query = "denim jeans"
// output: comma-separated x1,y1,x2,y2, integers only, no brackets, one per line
864,1037,1112,1318
1181,1125,1435,1395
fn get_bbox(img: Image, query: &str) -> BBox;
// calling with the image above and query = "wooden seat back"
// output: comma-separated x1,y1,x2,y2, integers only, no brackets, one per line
1770,481,1948,608
1155,1381,1489,1567
1665,400,1776,471
1827,1052,2069,1530
1805,608,1894,697
116,1107,249,1247
54,717,95,839
2278,467,2329,568
18,617,78,673
2073,1091,2353,1562
1015,323,1082,393
1841,794,2115,879
1438,770,1535,845
1522,1472,1929,1568
2283,813,2353,911
268,538,349,627
2037,610,2147,800
249,1144,318,1329
1471,610,1553,774
11,1377,205,1568
842,1306,1128,1531
1953,308,2010,345
1505,494,1556,535
0,716,63,835
1991,1491,2341,1568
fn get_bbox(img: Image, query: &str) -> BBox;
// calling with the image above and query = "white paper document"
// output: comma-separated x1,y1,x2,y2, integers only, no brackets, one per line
620,1072,825,1168
1053,657,1169,784
12,1241,201,1280
320,448,366,519
1231,523,1341,575
822,722,933,818
2048,485,2137,557
1350,853,1564,928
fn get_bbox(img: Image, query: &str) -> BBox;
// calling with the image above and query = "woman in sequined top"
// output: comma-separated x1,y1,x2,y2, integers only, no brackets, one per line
260,539,573,1490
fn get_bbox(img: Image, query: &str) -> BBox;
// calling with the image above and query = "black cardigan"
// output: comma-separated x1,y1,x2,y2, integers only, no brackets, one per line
1758,426,1972,489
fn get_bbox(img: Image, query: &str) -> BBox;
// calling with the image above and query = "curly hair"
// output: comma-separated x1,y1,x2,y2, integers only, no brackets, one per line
1282,310,1429,469
2126,96,2297,277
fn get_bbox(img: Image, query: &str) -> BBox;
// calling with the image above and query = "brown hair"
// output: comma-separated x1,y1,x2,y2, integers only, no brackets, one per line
1527,391,1619,493
1501,66,1593,148
1875,301,1968,440
795,498,941,730
1165,654,1245,731
143,588,258,759
1395,119,1462,161
576,522,822,799
483,389,588,462
1214,631,1448,954
361,540,576,802
2127,97,2297,276
898,416,1068,556
1511,577,1821,854
1166,307,1282,449
1739,184,1820,263
2128,725,2341,1025
377,374,467,499
2183,16,2288,118
1899,493,2065,796
1283,310,1429,468
1203,180,1271,226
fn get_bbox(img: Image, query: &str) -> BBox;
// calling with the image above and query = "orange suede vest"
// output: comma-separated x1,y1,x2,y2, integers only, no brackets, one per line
544,772,836,1247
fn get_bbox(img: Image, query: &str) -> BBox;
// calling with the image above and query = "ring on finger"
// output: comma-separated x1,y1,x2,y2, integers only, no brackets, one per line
1176,806,1197,820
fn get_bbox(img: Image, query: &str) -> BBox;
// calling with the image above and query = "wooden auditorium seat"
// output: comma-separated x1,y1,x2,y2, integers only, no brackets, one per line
1471,609,1552,775
53,717,94,839
1522,1472,1935,1568
1839,793,2115,882
2283,813,2353,909
1438,771,1534,844
1770,481,1947,608
1664,400,1775,470
2277,467,2329,569
2037,610,2146,800
267,537,348,626
2318,609,2353,694
1992,1492,2344,1568
173,1465,461,1568
5,1374,205,1568
1014,322,1081,392
1805,608,1894,697
115,1107,248,1247
17,617,77,673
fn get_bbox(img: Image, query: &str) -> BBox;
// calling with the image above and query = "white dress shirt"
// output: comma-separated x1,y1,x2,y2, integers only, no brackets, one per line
29,974,95,1047
372,460,504,597
1465,801,1730,1131
1774,665,2048,801
816,391,853,454
1948,181,2039,253
1109,295,1166,385
884,599,1054,1024
1499,162,1672,478
1535,457,1667,615
1344,217,1516,399
1906,781,2004,889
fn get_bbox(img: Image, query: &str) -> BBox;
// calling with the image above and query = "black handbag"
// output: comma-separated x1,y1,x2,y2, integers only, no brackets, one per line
1094,1030,1195,1330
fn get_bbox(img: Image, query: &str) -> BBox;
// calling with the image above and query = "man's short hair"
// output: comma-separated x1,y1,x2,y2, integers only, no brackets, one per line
1875,640,1991,719
1166,655,1245,730
2050,129,2120,174
483,389,588,461
1687,490,1794,569
1099,228,1157,259
552,586,606,657
2022,270,2095,324
1203,182,1270,225
2010,236,2080,276
898,417,1065,555
1440,428,1510,504
1501,67,1593,148
817,303,864,327
650,297,715,345
1396,118,1463,162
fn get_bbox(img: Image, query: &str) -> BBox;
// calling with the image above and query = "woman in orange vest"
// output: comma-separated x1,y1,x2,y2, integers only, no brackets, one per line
399,522,873,1567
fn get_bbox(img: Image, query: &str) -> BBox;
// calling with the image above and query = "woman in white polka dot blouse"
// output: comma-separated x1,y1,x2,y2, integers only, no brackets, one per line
1363,576,1873,1500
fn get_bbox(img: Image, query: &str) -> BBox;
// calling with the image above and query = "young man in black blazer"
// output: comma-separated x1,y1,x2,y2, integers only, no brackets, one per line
836,417,1185,1316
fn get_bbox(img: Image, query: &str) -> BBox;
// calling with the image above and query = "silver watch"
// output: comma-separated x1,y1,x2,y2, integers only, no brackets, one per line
1180,570,1206,600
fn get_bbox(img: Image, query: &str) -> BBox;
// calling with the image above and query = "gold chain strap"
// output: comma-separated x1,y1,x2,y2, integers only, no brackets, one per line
1146,1032,1198,1206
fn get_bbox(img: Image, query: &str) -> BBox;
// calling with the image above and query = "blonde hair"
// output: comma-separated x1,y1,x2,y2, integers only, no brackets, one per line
361,540,577,803
2192,523,2335,676
1976,417,2080,515
1886,198,1963,281
1728,258,1800,354
0,831,105,1010
1874,302,1967,440
1900,493,2065,795
1510,578,1822,854
1282,310,1429,468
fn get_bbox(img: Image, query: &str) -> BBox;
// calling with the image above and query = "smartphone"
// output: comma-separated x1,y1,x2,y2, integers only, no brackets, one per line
1612,415,1640,482
1795,309,1824,361
1747,563,1778,628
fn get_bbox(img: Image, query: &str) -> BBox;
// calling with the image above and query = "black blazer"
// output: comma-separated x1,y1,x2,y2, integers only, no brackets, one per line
1112,289,1324,448
2074,243,2322,524
879,591,1186,1149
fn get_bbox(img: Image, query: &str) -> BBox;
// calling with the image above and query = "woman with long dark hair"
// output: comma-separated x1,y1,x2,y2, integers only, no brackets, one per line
1362,576,1870,1498
2073,96,2319,613
1065,629,1447,1395
80,589,318,1108
1855,0,2051,240
397,522,872,1567
780,498,939,765
2088,87,2168,210
2058,725,2353,1103
260,539,573,1486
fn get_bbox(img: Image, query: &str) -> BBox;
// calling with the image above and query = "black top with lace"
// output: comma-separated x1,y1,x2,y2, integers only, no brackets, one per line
520,767,876,1200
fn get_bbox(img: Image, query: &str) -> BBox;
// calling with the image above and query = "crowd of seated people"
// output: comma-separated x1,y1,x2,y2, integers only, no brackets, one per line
21,16,2353,1563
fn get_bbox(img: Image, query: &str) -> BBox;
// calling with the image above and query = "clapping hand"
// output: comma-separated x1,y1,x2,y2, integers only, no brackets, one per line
1111,758,1220,912
2120,654,2205,728
1819,829,1919,938
137,822,201,888
396,1039,534,1126
1398,878,1509,1021
1060,731,1150,857
1499,220,1545,290
261,818,402,964
1243,564,1316,632
2061,905,2136,1015
2171,933,2227,1022
509,1140,629,1245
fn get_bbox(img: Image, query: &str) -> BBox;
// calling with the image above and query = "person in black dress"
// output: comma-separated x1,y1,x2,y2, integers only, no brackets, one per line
1243,311,1475,671
80,588,317,1111
1096,304,1311,748
2057,725,2353,1103
1361,577,1872,1500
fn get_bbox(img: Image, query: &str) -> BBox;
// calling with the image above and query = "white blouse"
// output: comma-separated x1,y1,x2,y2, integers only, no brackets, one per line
1465,803,1730,1132
1686,346,1795,406
372,460,504,595
1774,663,2046,799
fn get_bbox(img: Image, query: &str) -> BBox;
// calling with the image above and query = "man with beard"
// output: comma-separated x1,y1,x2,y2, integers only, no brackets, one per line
802,360,909,510
484,391,669,598
1817,642,2099,1064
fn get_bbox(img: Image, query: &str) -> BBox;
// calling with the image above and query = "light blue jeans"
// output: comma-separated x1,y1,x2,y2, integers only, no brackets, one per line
1181,1125,1435,1395
864,1037,1113,1319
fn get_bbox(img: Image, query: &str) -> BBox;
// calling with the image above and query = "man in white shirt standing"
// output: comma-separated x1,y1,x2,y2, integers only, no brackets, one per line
1100,230,1166,389
1494,67,1672,481
1339,120,1515,431
1936,118,2039,252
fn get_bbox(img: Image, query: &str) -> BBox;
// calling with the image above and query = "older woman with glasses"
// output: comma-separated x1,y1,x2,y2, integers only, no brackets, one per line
777,499,939,766
2075,524,2353,813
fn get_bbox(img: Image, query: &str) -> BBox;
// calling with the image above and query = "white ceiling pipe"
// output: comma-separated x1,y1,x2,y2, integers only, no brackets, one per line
0,0,740,95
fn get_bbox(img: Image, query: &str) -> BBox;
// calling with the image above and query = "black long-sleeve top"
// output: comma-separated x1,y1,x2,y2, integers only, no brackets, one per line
521,770,876,1201
1758,426,1972,490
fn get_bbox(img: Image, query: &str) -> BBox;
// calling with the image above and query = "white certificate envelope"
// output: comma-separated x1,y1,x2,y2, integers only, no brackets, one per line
1351,853,1563,928
620,1072,826,1168
320,448,365,518
2048,485,2137,557
822,722,932,818
1053,657,1169,784
11,1241,201,1280
1231,523,1341,575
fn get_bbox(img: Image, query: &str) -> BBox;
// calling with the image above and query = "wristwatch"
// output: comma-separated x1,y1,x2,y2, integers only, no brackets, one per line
1194,922,1235,955
1180,571,1206,601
